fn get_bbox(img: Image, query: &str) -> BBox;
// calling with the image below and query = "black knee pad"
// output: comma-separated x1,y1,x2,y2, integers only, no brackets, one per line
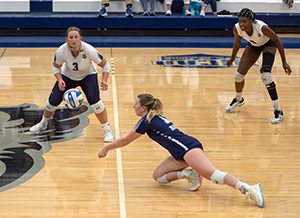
260,52,275,74
266,81,276,90
266,81,278,101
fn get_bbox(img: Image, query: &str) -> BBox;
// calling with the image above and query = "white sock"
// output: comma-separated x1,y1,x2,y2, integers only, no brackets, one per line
272,100,280,111
177,169,192,179
101,122,110,131
235,92,243,101
236,181,251,194
41,116,49,124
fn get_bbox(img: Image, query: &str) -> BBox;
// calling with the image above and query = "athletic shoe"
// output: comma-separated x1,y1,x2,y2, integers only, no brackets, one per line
200,10,205,16
126,7,133,17
143,11,149,16
225,97,245,112
104,129,114,142
245,183,265,208
271,110,284,124
29,122,48,134
165,10,172,16
98,7,107,17
185,10,191,16
150,11,156,16
187,169,203,191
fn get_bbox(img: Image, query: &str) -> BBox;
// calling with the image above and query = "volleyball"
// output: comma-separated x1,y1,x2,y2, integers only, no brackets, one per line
63,88,84,109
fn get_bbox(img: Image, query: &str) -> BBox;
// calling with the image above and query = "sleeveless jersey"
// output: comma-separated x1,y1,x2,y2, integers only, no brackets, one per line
54,41,103,81
133,115,202,160
235,20,269,47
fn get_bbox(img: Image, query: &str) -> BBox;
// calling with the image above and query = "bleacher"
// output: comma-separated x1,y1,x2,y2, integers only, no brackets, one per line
0,0,299,48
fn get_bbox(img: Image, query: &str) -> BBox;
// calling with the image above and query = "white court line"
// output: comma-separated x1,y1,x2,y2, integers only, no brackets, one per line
109,74,299,77
110,57,126,218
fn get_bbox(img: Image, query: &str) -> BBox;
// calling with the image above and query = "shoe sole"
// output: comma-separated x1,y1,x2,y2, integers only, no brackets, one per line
271,116,284,124
257,183,264,208
225,101,245,112
29,125,47,134
29,129,40,134
189,175,203,191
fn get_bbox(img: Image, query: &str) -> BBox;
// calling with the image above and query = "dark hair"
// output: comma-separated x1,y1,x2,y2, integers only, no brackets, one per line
238,8,256,22
137,94,163,122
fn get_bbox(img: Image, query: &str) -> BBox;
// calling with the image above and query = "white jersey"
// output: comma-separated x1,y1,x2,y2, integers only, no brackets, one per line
54,41,103,81
235,20,270,47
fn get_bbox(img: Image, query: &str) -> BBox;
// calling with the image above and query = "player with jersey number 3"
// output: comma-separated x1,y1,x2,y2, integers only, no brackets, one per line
225,8,292,124
30,26,114,142
98,93,265,208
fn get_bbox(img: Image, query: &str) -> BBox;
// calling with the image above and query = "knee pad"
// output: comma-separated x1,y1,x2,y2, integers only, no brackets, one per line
165,0,172,5
210,170,227,185
45,100,57,112
91,100,105,114
261,72,274,86
183,0,190,4
156,174,170,184
234,71,245,83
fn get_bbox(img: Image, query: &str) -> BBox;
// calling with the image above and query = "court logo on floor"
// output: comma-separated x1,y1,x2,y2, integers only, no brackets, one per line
0,103,93,192
152,53,259,68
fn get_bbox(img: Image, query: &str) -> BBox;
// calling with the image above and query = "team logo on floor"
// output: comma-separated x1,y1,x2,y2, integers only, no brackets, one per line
0,103,93,192
152,53,259,68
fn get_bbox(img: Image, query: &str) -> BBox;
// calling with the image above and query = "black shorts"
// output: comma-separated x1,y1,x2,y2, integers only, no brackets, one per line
248,39,277,51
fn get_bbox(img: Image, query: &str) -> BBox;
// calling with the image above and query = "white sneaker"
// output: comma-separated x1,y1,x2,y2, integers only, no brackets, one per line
185,10,191,16
225,97,245,112
165,10,172,16
245,183,265,208
200,10,205,16
29,122,48,134
271,110,283,124
186,169,203,191
104,129,114,142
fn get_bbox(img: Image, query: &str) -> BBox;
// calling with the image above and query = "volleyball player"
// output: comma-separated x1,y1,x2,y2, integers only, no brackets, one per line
98,93,265,208
225,8,292,124
30,26,114,142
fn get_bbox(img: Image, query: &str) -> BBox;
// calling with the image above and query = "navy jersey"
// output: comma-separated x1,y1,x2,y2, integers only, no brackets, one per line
132,115,203,160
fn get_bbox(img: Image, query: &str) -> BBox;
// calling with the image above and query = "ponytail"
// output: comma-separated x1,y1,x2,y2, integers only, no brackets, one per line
137,94,163,123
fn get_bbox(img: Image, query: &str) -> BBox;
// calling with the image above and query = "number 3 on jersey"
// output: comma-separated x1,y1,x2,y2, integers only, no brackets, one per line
73,62,79,71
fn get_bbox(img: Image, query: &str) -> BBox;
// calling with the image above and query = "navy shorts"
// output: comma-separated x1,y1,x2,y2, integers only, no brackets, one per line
172,138,203,161
248,39,277,51
48,74,100,106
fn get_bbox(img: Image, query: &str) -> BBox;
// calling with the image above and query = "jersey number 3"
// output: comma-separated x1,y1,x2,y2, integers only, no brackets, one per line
73,63,79,71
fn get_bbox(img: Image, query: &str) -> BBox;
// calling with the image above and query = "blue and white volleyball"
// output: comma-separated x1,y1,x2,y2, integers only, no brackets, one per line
63,88,84,109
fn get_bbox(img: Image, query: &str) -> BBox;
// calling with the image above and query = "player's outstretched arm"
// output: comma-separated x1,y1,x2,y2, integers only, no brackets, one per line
98,131,142,158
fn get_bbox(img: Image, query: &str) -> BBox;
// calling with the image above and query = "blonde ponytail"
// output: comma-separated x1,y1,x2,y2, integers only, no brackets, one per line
137,94,163,123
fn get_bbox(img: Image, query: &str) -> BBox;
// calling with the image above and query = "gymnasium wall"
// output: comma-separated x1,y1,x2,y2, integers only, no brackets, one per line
0,0,299,13
0,0,299,47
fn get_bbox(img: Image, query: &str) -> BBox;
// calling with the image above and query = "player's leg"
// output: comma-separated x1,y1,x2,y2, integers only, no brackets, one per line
152,156,203,191
183,148,264,208
81,74,114,142
261,46,284,124
29,80,67,134
225,45,261,112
